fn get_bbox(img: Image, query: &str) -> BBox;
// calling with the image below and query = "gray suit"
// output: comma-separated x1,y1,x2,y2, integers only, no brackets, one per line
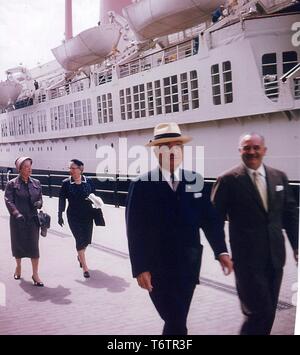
212,164,298,335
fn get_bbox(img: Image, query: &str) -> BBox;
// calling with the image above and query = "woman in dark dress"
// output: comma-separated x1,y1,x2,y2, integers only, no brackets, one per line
58,159,95,278
4,157,44,286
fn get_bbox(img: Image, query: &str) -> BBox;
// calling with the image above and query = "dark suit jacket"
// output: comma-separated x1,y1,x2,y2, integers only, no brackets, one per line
212,164,299,269
126,169,228,284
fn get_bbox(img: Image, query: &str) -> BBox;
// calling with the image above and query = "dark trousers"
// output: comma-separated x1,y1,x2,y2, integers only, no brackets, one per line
235,265,283,335
149,278,196,335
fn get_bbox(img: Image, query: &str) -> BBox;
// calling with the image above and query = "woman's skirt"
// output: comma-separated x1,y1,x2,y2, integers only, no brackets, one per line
10,217,40,258
67,215,93,251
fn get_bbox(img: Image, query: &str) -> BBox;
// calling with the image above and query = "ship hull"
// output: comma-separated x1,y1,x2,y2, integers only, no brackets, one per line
0,110,299,182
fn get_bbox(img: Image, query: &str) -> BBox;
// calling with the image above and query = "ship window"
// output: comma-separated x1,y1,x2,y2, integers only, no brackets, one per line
223,62,233,104
133,84,145,119
120,90,126,120
97,94,113,124
108,94,113,122
43,111,47,132
97,96,102,123
82,100,88,126
147,82,154,116
126,88,133,120
282,51,299,99
154,80,162,115
211,64,221,105
190,70,199,109
37,112,41,132
69,103,74,128
181,73,189,111
58,105,65,130
262,53,278,102
87,99,93,125
74,100,83,127
282,51,297,74
163,75,179,114
65,105,70,129
102,95,108,123
96,70,112,86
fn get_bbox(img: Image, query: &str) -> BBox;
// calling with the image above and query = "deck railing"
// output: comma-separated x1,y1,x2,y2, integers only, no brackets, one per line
119,38,199,79
1,170,299,208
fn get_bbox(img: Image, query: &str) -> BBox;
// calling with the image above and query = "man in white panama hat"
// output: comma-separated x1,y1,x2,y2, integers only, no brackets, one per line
126,122,233,335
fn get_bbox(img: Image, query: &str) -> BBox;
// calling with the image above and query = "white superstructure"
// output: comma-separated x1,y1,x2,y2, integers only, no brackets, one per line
0,0,299,180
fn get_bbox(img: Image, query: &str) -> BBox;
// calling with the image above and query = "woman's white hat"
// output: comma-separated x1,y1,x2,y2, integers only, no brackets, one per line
15,156,32,172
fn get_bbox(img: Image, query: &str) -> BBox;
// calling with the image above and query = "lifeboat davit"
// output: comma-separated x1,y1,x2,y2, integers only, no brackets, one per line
122,0,224,40
0,80,22,109
52,24,121,72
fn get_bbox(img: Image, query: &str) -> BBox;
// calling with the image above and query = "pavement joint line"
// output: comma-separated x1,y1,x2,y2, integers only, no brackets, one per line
0,215,295,312
200,277,295,312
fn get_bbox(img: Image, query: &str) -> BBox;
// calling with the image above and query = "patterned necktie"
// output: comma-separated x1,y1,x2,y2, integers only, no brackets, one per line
170,173,179,191
253,171,268,211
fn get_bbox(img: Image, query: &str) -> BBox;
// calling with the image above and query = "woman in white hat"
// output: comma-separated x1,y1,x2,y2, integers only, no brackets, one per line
4,157,44,286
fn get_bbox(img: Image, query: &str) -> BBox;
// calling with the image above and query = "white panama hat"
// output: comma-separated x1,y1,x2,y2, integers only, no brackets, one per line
146,122,192,147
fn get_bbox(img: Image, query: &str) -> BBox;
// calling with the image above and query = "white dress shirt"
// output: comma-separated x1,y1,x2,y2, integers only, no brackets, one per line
246,164,268,211
160,166,180,191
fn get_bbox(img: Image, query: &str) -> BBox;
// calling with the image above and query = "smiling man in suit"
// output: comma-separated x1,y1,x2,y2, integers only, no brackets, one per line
126,122,233,335
212,133,299,335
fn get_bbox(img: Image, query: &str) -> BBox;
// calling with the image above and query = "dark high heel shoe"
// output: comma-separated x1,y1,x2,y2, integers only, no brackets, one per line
32,276,44,287
83,271,90,278
77,256,82,268
14,268,21,280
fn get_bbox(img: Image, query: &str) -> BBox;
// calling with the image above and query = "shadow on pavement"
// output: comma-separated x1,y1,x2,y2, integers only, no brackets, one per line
19,279,72,305
75,270,130,293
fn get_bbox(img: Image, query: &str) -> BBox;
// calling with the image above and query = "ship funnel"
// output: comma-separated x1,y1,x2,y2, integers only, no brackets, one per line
65,0,73,40
100,0,132,24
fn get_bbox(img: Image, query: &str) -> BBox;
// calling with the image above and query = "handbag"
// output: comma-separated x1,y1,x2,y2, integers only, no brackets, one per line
37,210,51,237
92,208,105,226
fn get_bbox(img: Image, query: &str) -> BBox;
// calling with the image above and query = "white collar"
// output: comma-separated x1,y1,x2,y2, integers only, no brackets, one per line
70,175,87,184
245,164,266,178
160,166,181,182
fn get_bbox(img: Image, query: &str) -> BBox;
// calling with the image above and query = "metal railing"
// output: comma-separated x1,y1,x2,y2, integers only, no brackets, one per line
0,171,131,208
119,38,198,79
1,170,299,208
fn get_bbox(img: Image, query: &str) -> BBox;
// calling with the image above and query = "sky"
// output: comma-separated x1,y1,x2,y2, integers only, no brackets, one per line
0,0,99,80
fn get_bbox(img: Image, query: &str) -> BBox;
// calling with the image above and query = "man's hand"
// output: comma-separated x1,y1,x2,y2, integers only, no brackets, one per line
15,213,25,223
33,200,42,209
218,254,233,275
137,272,153,292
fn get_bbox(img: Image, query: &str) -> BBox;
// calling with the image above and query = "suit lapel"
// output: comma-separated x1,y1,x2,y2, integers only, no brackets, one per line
265,166,276,212
237,165,267,213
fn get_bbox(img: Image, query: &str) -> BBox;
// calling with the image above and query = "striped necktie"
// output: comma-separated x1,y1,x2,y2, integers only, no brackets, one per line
170,173,179,191
253,171,268,211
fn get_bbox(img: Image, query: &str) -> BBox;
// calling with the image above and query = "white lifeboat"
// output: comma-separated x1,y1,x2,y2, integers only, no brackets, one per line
256,0,297,14
0,80,22,109
52,24,121,72
122,0,225,40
